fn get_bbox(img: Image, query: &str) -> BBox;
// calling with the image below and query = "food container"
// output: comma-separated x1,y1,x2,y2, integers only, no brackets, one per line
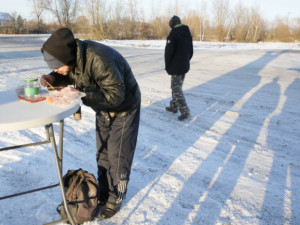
47,86,65,91
24,78,40,99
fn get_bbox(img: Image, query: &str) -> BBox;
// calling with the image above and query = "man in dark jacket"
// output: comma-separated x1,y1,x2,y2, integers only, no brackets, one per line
165,15,193,121
40,28,141,219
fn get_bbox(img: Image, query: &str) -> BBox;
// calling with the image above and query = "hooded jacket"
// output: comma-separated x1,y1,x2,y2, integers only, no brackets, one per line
43,28,140,114
164,24,193,75
42,28,77,67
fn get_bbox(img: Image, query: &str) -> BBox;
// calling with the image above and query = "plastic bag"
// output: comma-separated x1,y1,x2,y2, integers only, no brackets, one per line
46,86,85,107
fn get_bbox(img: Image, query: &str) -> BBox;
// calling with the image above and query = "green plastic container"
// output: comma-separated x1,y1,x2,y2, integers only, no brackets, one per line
24,78,40,99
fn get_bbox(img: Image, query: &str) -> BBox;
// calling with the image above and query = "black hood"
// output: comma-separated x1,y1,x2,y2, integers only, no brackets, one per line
173,25,192,39
42,28,77,67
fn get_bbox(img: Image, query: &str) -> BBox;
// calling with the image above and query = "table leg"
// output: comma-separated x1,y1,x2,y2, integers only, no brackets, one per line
59,120,64,170
48,122,76,225
0,127,51,152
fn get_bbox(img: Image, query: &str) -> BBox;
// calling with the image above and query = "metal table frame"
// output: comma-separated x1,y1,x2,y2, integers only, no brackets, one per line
0,121,77,225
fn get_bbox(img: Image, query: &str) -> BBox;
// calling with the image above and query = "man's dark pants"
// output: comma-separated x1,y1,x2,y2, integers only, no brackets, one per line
96,105,140,204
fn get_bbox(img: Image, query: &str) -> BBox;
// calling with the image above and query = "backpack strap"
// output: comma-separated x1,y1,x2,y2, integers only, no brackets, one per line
56,203,62,215
63,169,82,188
81,181,91,207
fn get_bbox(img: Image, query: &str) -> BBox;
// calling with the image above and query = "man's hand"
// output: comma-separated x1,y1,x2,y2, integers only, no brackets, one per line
73,106,82,121
40,75,55,87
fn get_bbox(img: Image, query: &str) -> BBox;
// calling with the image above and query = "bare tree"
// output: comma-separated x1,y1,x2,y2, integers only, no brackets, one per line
225,13,234,42
294,17,300,40
198,1,208,41
125,0,141,39
87,0,107,39
148,1,169,39
244,7,264,42
167,0,180,16
73,16,91,36
17,0,300,41
107,0,125,39
32,0,45,30
150,16,169,39
8,12,25,34
184,10,198,39
233,2,250,42
212,0,230,41
272,17,293,42
42,0,79,28
86,0,122,39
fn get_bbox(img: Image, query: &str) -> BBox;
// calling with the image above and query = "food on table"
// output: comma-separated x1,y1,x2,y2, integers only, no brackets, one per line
46,86,84,106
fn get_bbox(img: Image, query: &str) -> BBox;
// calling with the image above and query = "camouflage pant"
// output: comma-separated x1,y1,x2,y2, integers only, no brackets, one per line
170,74,190,114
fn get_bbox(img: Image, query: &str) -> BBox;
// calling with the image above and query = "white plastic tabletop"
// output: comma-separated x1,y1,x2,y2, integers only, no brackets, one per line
0,89,80,132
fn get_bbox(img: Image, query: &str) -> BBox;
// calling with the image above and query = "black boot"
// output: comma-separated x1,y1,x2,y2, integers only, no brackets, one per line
97,166,109,206
178,112,191,121
100,202,122,219
98,194,108,206
165,106,178,113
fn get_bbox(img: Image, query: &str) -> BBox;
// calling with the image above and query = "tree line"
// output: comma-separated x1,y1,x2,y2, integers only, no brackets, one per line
1,0,300,43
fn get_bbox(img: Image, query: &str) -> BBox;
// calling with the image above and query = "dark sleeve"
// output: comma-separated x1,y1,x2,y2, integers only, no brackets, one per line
190,39,193,60
81,59,125,111
188,27,193,60
164,31,176,70
49,71,72,87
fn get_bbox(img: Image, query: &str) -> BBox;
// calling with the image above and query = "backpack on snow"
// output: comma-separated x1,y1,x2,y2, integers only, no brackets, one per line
57,169,99,224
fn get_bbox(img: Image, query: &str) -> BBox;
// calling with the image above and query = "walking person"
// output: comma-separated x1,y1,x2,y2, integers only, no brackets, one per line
40,28,141,219
165,15,193,121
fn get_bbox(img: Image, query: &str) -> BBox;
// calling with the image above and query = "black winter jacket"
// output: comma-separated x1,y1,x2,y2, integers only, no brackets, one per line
164,24,193,75
49,40,141,114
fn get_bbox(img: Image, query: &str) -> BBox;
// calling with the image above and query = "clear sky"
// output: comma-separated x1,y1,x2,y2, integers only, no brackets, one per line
1,0,300,23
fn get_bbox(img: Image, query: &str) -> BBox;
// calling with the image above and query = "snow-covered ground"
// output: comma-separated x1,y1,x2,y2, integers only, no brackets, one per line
0,35,300,225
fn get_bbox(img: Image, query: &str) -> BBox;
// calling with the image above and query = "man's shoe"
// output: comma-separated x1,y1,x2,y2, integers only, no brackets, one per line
98,192,109,206
98,197,108,206
99,202,121,219
178,112,191,121
165,106,178,113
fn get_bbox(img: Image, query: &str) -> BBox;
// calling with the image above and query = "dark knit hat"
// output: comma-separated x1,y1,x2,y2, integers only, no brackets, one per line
42,28,77,68
43,50,65,69
169,15,181,28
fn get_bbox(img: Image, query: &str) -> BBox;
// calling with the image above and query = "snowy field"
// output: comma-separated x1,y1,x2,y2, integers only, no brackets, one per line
0,35,300,225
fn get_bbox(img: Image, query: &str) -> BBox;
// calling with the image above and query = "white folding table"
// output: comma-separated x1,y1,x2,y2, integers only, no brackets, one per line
0,89,79,225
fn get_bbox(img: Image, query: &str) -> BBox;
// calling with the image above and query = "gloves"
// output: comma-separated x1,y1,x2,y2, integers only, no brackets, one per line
40,75,55,87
